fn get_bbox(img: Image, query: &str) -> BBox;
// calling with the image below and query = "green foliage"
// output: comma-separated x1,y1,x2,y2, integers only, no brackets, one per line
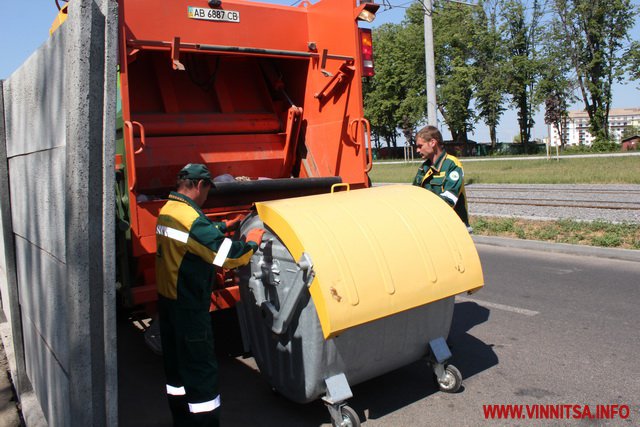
537,14,576,125
490,218,517,233
549,0,637,141
500,0,546,145
621,125,640,140
628,41,640,85
589,138,619,152
556,219,583,232
363,24,402,147
433,2,479,146
470,218,640,249
471,217,518,234
363,9,427,148
538,30,576,150
363,0,637,152
592,235,622,247
474,2,507,147
561,145,592,154
543,94,569,147
534,226,560,241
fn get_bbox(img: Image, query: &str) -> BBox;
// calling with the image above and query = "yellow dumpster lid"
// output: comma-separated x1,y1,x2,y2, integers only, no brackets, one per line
256,185,484,339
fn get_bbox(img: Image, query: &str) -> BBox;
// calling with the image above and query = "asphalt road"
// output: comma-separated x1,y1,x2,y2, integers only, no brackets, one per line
118,244,640,426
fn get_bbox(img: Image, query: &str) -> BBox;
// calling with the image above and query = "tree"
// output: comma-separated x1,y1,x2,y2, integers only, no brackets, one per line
474,0,507,147
538,31,576,149
544,94,569,147
627,41,640,85
396,6,430,144
363,9,427,148
433,1,479,154
501,0,546,146
550,0,636,143
363,23,403,148
621,125,640,140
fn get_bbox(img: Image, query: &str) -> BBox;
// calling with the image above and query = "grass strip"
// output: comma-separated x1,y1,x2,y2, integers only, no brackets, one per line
370,156,640,184
470,217,640,250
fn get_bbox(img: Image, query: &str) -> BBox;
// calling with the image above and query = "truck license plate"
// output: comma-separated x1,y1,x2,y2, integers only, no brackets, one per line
188,6,240,23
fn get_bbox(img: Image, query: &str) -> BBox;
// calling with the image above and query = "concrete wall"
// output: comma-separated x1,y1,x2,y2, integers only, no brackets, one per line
0,0,117,425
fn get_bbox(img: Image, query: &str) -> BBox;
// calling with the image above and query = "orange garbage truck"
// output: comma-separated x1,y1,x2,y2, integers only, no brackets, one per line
56,0,484,425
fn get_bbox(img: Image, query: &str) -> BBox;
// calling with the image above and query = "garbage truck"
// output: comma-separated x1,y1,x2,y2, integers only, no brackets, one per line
54,0,484,425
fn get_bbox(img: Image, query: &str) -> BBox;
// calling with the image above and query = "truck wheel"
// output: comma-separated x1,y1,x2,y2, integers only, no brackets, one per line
437,364,462,393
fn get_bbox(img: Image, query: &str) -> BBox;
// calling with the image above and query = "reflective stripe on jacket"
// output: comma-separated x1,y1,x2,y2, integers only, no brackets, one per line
155,192,257,309
413,151,470,226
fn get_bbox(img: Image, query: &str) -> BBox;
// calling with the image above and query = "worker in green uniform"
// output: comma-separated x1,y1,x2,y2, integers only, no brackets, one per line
156,163,265,427
412,125,471,230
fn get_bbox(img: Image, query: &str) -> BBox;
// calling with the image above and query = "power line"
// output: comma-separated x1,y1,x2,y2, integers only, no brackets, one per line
379,0,554,14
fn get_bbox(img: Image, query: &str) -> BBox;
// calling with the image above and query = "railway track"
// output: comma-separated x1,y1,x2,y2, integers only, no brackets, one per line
465,184,640,223
468,199,640,211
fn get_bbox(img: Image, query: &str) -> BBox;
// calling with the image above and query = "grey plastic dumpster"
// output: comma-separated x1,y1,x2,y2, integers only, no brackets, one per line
236,185,484,426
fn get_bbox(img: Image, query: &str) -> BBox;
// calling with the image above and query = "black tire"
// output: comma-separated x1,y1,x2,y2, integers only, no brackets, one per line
438,364,462,393
332,405,360,427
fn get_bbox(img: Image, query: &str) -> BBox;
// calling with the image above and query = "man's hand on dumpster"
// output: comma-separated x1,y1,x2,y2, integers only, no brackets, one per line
222,214,243,231
246,228,266,245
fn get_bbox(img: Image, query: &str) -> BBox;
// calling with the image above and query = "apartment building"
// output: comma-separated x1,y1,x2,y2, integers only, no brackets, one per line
548,107,640,146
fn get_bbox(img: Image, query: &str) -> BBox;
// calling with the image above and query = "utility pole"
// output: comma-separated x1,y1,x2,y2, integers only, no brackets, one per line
423,0,437,126
423,0,478,128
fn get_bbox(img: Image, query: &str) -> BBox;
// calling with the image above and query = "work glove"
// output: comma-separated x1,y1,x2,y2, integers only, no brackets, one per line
246,228,266,245
222,214,243,231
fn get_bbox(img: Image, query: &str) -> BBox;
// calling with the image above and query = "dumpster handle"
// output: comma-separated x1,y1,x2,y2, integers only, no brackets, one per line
331,183,350,193
250,252,315,335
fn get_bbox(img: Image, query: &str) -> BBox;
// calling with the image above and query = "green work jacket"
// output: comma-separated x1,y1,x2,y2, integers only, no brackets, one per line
155,192,256,310
412,151,470,226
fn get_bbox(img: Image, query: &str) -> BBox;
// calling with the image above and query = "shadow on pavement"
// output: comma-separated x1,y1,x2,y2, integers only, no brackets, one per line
356,300,497,423
448,301,498,381
118,301,497,426
117,311,171,427
117,310,330,427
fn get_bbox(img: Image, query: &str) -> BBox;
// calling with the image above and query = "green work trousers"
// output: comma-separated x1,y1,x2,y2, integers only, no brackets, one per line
159,296,220,427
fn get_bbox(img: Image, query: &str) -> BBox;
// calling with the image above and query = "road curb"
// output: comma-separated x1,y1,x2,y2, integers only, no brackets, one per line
472,235,640,263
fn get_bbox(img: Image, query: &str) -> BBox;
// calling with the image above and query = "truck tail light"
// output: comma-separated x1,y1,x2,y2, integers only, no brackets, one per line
359,28,374,77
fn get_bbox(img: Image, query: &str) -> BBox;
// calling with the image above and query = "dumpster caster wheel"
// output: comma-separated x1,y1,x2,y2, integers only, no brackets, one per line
331,405,360,427
437,364,462,393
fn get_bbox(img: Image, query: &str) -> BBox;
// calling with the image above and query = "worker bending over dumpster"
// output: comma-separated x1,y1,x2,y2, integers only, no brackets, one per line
155,163,265,426
412,125,471,230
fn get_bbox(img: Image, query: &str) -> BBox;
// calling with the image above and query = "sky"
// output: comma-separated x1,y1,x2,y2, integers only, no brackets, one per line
1,0,638,143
